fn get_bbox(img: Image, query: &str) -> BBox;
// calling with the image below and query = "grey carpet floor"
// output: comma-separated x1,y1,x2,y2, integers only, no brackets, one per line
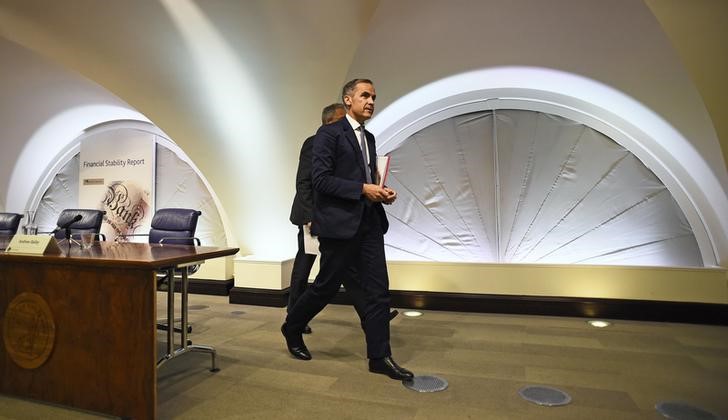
1,293,727,419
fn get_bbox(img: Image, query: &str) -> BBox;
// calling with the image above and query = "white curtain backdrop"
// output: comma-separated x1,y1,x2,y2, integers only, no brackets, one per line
383,110,701,267
35,140,226,247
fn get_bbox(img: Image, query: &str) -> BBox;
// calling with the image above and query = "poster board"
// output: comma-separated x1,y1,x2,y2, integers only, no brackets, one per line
79,131,155,242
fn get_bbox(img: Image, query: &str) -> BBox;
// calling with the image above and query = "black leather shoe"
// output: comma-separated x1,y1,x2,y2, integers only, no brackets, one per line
368,356,414,380
281,323,311,360
303,325,312,334
389,310,399,321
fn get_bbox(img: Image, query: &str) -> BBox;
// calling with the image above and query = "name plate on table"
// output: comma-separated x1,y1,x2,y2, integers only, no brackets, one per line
5,235,62,255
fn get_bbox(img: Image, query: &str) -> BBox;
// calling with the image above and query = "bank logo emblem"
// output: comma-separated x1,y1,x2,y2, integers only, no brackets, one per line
3,292,56,369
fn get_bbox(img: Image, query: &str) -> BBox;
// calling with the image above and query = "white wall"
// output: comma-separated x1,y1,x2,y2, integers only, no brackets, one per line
352,0,722,167
349,0,728,264
0,0,379,259
0,37,147,213
1,0,727,291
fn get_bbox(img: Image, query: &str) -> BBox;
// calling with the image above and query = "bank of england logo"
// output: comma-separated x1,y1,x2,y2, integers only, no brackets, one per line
102,181,150,241
3,292,56,369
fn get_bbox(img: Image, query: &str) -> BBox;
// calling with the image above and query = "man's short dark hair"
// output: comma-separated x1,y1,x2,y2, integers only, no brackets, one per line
341,78,374,108
321,103,345,124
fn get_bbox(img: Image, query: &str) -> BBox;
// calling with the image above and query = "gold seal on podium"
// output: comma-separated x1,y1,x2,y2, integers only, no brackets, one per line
3,292,56,369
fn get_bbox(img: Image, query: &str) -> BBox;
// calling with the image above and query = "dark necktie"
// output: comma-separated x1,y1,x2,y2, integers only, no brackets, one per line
359,126,372,184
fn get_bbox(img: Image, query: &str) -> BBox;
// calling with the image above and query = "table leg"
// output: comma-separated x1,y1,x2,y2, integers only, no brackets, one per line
157,266,218,372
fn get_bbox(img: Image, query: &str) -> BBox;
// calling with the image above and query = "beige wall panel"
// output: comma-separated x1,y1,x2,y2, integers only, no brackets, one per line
388,262,728,304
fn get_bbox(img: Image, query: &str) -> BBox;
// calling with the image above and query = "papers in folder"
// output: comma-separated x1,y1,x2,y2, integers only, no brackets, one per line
303,224,319,255
376,155,391,187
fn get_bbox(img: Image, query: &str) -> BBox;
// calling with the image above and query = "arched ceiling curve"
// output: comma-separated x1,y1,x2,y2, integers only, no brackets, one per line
1,0,726,260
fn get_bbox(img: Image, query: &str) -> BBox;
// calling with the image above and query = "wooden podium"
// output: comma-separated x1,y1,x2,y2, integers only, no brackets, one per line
0,241,238,419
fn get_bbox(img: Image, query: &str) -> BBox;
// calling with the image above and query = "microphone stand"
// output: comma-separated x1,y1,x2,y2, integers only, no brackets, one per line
65,225,73,255
56,215,83,254
58,227,80,247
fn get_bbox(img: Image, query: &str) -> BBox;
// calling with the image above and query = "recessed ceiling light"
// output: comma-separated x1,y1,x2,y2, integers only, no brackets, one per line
587,320,611,328
403,310,423,317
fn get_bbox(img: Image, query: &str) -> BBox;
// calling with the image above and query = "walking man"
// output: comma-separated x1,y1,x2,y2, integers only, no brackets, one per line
282,79,413,381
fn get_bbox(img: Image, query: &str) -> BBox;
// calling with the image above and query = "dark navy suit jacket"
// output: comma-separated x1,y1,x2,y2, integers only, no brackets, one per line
289,135,315,226
311,117,389,239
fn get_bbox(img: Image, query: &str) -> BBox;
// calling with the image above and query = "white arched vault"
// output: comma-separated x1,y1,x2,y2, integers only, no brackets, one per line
25,119,237,248
368,67,728,267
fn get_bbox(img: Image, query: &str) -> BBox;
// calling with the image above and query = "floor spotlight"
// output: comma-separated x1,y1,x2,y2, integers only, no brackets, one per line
403,310,423,317
587,320,611,328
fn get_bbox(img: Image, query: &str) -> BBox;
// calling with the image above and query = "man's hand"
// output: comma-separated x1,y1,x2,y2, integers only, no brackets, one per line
382,187,397,204
362,184,397,204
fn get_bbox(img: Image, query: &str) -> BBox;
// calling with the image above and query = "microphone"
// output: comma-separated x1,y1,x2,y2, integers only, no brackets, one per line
52,214,83,235
62,214,83,242
60,214,83,229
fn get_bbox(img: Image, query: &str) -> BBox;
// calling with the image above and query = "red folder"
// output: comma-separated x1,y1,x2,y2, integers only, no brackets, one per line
376,155,391,187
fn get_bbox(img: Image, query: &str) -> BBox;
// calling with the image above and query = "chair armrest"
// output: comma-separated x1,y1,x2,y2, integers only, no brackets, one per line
115,233,150,243
159,236,201,246
70,232,107,241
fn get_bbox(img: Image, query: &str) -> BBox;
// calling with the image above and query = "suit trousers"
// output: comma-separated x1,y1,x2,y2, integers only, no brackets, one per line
287,225,317,313
285,205,392,359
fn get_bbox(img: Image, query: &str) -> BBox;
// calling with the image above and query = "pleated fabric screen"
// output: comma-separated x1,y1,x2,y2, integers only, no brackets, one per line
383,109,701,267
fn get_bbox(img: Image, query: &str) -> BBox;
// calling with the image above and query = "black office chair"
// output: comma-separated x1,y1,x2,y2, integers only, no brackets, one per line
119,208,203,335
150,208,202,291
148,208,202,247
117,207,202,287
0,212,23,250
145,208,216,370
52,209,106,242
0,212,23,236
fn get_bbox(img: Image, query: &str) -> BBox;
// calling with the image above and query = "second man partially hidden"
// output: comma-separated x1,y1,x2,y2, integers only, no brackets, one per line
287,103,346,334
282,79,413,381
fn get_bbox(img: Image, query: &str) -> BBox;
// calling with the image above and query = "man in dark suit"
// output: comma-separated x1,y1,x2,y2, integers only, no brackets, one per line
282,79,413,381
288,103,346,334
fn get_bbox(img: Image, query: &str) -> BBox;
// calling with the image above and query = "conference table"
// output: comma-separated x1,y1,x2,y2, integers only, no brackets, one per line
0,240,239,419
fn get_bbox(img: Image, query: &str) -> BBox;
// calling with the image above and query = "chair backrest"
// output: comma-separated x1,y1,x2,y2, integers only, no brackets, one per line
53,209,106,240
0,212,23,235
149,208,201,245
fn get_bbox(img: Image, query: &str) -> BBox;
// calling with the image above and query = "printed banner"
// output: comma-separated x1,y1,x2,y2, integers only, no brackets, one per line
79,130,155,242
